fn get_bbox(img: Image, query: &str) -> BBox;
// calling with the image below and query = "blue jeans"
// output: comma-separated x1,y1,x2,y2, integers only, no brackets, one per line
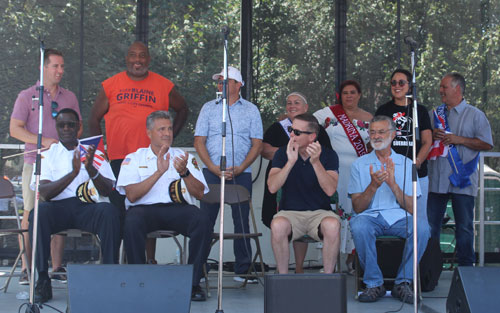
427,192,475,266
202,169,252,274
350,214,430,288
417,176,431,239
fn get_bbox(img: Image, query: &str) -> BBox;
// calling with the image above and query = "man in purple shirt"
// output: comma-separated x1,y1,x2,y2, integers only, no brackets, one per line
10,48,82,284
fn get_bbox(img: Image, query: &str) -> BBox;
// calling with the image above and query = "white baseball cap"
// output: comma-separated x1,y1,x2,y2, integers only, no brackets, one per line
212,66,245,86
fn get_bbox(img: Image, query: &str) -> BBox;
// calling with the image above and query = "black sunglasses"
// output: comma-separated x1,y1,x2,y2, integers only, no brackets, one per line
391,80,409,87
51,101,58,118
288,126,313,136
56,121,78,129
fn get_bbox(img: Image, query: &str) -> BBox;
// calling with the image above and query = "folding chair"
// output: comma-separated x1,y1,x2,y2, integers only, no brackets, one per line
202,183,265,290
0,177,29,292
354,236,422,300
147,230,187,264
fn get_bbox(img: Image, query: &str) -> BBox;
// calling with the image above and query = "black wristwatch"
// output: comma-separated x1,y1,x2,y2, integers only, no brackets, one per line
180,169,190,178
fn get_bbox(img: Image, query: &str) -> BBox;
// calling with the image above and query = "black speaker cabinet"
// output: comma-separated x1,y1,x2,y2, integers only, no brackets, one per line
446,266,500,313
67,264,193,313
265,273,346,313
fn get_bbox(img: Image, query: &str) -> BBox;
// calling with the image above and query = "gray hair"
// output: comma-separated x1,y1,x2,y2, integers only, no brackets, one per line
445,72,466,95
146,110,171,130
371,115,396,132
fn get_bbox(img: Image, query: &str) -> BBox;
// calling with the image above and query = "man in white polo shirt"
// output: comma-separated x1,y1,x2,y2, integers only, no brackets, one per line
117,110,211,301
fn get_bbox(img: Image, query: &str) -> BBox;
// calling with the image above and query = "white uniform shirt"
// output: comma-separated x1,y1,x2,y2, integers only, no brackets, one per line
116,146,209,209
30,141,115,201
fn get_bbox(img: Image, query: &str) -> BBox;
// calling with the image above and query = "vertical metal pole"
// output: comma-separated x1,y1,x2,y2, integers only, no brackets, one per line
396,0,401,68
136,0,149,46
335,0,347,92
240,0,252,101
479,154,485,266
78,0,84,109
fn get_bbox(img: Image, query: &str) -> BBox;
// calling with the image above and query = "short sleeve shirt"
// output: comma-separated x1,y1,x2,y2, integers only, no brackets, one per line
348,150,421,225
272,146,339,212
427,99,493,196
116,146,209,209
194,98,263,173
31,142,115,201
11,82,81,164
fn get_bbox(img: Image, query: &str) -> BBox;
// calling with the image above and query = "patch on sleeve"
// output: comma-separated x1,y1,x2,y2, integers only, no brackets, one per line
121,158,131,166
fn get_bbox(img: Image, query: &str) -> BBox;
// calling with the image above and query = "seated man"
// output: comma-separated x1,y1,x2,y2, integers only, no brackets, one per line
268,113,340,274
29,108,120,303
117,110,211,302
348,115,430,304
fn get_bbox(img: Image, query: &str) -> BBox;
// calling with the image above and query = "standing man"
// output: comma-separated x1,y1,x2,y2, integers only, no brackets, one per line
194,66,263,282
427,73,493,266
349,115,429,304
29,109,120,303
267,113,340,274
10,48,82,284
89,41,188,262
117,111,211,301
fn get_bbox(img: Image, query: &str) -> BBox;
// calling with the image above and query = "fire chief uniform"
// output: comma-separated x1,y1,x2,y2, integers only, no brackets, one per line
117,146,212,287
29,142,121,274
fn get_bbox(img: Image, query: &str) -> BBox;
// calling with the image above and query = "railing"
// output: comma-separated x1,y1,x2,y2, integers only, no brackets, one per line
478,152,500,266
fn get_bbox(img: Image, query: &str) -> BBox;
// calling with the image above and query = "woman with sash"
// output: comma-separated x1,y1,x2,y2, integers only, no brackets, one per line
375,69,432,238
261,92,331,273
313,80,372,274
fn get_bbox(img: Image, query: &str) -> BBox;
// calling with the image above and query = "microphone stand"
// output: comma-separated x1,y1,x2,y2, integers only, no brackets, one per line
26,40,45,313
215,25,230,313
408,43,420,312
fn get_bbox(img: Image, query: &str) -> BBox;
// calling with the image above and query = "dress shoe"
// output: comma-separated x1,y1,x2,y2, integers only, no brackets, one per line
191,285,206,301
34,278,53,303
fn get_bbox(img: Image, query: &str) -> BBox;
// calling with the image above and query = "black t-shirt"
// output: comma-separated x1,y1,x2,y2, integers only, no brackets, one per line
272,145,339,212
375,100,432,177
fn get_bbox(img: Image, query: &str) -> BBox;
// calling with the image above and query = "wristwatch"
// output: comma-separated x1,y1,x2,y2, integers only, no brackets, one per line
180,169,190,178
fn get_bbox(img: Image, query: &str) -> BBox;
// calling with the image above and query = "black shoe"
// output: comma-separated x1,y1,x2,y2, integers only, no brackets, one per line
358,285,386,303
191,285,206,301
51,267,67,283
34,278,53,303
391,282,414,304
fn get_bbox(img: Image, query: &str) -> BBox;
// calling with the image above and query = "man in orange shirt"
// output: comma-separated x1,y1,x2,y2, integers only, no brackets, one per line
89,41,188,262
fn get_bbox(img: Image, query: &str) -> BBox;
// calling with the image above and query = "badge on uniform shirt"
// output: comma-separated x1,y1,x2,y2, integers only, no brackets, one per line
122,158,131,166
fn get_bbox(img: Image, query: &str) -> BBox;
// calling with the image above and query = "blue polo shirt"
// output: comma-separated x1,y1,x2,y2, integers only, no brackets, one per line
272,146,339,212
348,149,421,225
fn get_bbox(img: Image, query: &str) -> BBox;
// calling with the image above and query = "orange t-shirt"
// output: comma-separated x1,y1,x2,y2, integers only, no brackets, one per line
102,71,174,160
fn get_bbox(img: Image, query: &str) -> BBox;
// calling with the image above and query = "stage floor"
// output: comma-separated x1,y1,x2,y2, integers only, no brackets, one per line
1,267,451,313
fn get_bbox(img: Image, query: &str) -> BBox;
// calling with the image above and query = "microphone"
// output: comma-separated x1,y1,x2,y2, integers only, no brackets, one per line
404,36,418,47
221,26,230,36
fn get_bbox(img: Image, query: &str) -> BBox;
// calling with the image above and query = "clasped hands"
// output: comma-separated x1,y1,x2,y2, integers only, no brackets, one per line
369,158,396,188
156,145,189,176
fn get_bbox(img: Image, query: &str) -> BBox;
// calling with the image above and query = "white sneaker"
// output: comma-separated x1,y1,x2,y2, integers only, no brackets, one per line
233,276,258,284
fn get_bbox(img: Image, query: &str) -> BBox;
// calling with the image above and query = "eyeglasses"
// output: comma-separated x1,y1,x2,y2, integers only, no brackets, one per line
288,126,313,136
51,101,58,118
369,129,392,136
56,121,78,129
391,80,409,87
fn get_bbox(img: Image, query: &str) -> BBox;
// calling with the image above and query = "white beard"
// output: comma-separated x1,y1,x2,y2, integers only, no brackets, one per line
372,137,392,151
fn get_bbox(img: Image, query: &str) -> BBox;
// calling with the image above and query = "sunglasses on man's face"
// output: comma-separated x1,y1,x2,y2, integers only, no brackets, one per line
56,121,78,129
288,126,313,136
51,101,58,118
391,80,409,87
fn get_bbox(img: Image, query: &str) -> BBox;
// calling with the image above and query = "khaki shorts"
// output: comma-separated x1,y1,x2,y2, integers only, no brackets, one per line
22,163,35,212
274,210,340,242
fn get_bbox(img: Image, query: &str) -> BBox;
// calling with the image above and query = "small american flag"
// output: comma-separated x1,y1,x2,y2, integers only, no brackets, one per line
79,135,105,170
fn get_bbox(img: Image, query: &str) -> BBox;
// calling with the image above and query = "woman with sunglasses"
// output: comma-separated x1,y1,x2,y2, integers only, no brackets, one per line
261,92,331,273
375,68,432,236
313,80,372,274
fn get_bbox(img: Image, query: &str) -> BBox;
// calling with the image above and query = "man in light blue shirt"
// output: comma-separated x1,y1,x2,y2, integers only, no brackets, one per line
194,66,263,281
348,115,429,304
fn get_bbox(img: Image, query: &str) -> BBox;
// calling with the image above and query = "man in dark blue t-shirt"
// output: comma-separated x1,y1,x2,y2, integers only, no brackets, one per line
268,113,340,274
